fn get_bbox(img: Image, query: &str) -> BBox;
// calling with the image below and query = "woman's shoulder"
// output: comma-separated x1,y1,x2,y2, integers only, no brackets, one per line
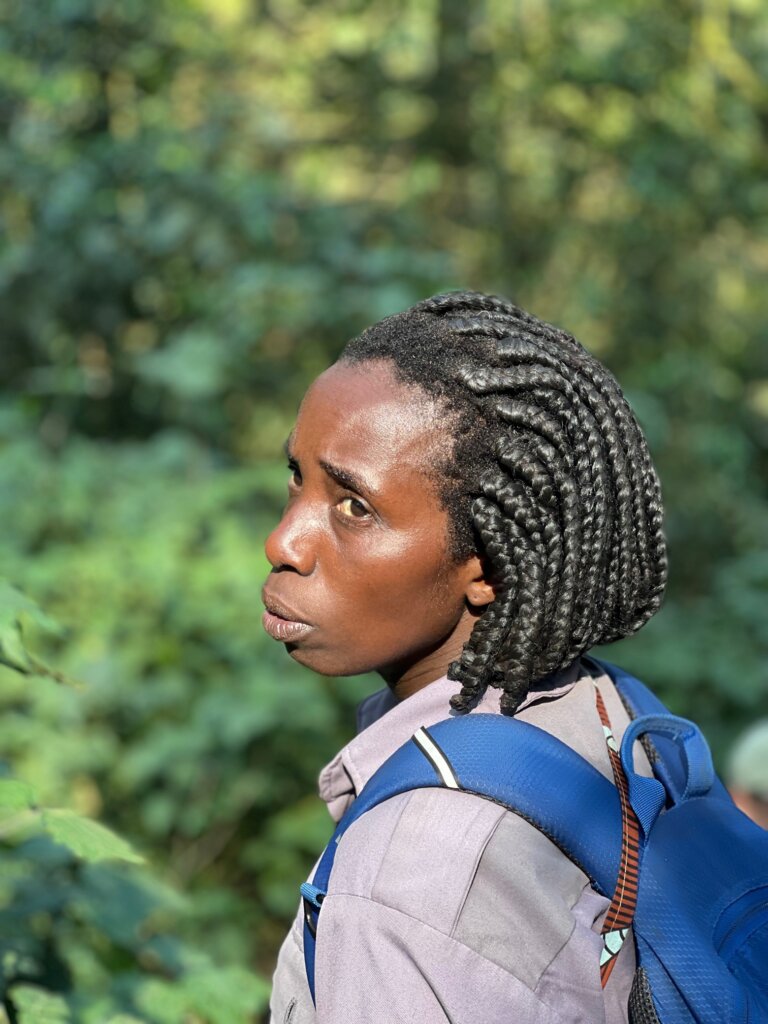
327,784,594,976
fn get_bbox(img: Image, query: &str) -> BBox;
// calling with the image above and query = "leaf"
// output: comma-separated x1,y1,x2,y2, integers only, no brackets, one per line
0,779,36,810
10,986,71,1024
0,581,39,621
132,981,187,1024
0,580,61,635
183,967,271,1023
0,580,74,684
78,862,184,948
134,330,230,400
0,618,34,674
135,967,269,1024
41,810,145,865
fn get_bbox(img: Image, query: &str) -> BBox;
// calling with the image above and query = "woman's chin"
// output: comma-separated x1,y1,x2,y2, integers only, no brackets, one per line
285,642,334,674
284,642,371,678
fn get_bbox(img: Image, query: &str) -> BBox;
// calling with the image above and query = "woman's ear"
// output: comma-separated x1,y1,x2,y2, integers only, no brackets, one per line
463,555,496,608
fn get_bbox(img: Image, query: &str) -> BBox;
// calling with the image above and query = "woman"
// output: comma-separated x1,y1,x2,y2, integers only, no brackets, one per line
262,290,667,1024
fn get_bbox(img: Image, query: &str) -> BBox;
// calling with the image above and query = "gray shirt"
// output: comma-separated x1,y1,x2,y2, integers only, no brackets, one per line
269,661,649,1023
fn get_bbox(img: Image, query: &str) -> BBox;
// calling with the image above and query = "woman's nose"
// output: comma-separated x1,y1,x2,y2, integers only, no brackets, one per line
264,501,317,576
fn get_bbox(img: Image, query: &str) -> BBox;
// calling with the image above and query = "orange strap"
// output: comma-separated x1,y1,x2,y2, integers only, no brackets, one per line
593,683,641,986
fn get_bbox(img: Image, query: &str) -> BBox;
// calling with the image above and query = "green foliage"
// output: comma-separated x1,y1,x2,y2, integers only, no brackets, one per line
0,773,143,866
40,811,144,866
0,781,35,813
10,987,71,1024
0,583,69,683
0,0,766,1019
0,592,270,1023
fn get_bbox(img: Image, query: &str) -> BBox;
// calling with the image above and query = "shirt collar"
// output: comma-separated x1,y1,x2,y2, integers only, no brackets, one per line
318,660,582,822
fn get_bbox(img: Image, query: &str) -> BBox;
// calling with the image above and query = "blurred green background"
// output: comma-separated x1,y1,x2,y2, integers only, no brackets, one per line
1,0,766,1020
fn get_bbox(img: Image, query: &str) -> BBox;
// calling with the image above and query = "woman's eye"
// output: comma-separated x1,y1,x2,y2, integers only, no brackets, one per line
337,496,369,519
287,463,301,487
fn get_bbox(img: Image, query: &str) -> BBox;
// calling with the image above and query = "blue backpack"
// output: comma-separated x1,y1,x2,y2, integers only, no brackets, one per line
301,659,768,1023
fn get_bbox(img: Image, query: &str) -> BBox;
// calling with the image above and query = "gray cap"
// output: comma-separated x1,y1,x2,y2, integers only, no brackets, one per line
727,720,768,798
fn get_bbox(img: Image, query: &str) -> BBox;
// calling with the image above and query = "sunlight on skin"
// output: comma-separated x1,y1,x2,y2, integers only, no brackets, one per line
262,360,495,701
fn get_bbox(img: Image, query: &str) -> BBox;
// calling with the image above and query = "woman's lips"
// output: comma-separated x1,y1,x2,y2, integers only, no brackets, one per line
261,608,315,643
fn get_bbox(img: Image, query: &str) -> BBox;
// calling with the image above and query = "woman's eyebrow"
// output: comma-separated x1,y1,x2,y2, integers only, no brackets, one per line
284,435,378,499
319,459,378,500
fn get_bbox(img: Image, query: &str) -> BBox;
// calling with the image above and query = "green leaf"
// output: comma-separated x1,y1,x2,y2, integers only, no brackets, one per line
134,330,231,400
0,580,73,684
0,779,36,810
78,862,184,948
0,618,34,674
41,810,145,865
10,986,71,1024
0,581,39,621
184,965,270,1021
132,981,188,1024
135,967,269,1024
0,581,61,635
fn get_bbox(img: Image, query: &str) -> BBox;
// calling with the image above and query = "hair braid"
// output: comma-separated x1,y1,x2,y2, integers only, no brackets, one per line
494,434,568,629
449,496,520,702
340,291,668,713
465,363,615,648
519,337,653,633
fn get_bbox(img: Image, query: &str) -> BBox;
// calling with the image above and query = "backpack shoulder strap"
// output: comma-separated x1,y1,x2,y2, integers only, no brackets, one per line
302,712,624,1005
584,655,669,717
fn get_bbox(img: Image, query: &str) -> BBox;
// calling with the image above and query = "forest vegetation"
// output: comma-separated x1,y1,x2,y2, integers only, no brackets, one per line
0,0,766,1020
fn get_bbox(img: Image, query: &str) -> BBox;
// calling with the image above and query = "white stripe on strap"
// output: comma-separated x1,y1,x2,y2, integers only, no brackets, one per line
413,727,461,789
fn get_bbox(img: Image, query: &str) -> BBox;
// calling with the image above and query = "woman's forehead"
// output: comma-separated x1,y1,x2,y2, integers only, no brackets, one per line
291,360,450,485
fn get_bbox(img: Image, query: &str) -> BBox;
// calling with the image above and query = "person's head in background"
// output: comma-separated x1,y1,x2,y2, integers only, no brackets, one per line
728,720,768,829
264,291,668,712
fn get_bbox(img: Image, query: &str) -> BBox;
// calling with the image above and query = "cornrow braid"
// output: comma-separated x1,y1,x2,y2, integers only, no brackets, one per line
340,291,668,715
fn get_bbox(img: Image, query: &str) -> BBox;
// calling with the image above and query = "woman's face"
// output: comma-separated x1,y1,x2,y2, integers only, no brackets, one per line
262,359,492,696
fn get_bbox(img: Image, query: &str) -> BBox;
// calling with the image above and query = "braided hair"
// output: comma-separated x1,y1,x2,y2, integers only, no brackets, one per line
340,290,667,715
